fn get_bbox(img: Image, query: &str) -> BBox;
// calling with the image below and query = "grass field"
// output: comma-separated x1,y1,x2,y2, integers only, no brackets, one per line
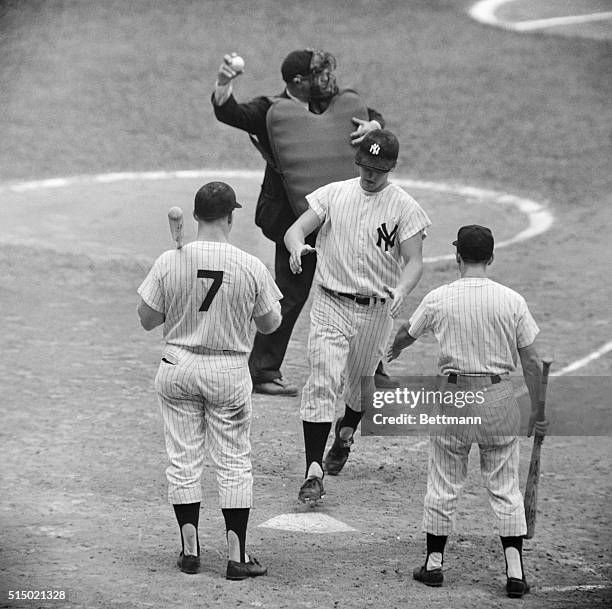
1,1,611,608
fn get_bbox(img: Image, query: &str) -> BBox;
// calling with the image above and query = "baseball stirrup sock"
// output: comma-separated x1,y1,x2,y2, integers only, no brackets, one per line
303,421,332,477
342,404,364,431
501,536,524,580
173,502,200,556
223,508,250,563
426,533,447,570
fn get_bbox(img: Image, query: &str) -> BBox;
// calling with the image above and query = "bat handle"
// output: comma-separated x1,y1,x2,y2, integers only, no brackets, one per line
534,357,553,438
537,358,553,418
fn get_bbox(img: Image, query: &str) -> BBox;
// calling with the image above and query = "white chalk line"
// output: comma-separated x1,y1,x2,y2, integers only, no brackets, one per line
514,339,612,398
553,340,612,375
0,168,554,264
470,0,612,32
536,584,611,593
512,12,612,32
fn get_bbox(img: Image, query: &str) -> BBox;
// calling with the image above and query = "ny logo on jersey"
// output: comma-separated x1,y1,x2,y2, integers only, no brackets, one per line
369,143,381,155
376,222,398,251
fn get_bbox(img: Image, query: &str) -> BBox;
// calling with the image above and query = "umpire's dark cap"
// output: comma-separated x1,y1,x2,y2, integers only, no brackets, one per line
281,50,313,82
194,182,242,220
355,129,399,172
453,225,494,261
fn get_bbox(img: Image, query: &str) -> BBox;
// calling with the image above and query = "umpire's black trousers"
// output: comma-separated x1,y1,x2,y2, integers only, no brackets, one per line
248,241,317,384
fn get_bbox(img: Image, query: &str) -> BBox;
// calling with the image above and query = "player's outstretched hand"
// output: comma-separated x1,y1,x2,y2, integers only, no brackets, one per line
217,53,244,86
386,340,402,363
383,286,404,318
289,244,316,274
527,415,550,438
350,117,382,145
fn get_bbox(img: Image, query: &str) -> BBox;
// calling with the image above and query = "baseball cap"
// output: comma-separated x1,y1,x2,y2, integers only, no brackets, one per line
354,129,399,172
281,50,313,82
194,182,242,221
452,225,494,261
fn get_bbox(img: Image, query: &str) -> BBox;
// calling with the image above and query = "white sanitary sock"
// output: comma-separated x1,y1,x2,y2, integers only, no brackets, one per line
426,552,443,570
505,547,523,579
307,461,323,479
181,523,198,556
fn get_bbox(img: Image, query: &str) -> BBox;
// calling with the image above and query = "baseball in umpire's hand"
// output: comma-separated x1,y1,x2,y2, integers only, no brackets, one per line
289,244,315,274
217,52,244,86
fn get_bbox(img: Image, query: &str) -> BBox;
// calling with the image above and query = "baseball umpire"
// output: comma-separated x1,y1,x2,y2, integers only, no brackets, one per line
285,129,431,503
212,48,396,395
387,225,549,598
137,182,282,580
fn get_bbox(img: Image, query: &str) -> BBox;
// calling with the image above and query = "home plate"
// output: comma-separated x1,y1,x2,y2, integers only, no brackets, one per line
258,513,357,533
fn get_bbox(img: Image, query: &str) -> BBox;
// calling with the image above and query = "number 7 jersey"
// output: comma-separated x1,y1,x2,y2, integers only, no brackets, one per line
137,241,282,353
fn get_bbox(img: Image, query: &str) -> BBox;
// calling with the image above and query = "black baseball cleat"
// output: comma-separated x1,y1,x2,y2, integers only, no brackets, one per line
413,564,444,587
506,577,530,598
177,552,200,574
226,556,268,580
323,418,354,476
298,475,325,504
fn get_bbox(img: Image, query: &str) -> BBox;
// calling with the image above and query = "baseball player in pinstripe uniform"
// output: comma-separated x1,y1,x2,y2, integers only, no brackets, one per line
284,129,431,503
137,182,282,580
388,225,549,599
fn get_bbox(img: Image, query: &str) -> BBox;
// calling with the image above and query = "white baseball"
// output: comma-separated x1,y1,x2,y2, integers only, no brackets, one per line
230,55,245,72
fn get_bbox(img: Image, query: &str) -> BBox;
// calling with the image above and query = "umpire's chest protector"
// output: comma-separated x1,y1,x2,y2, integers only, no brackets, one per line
266,89,369,214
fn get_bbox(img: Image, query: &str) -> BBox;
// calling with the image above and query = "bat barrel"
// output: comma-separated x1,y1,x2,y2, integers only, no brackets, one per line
167,206,184,249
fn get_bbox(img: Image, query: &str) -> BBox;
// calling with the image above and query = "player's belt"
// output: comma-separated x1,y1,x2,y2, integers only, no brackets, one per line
447,373,502,385
321,286,386,306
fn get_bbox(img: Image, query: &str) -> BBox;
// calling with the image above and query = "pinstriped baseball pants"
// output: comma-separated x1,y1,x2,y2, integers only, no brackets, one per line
301,286,393,423
154,347,253,508
423,378,527,537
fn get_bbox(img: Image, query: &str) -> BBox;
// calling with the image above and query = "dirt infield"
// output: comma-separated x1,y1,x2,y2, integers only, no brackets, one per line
1,245,611,608
1,1,611,608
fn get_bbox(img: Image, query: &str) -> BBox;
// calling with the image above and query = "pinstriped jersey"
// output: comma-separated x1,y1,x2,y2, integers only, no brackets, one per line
138,241,282,353
306,178,431,297
408,277,539,375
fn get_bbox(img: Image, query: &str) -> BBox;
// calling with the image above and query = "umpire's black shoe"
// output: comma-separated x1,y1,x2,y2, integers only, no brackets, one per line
413,565,444,587
226,556,268,580
177,552,200,574
253,378,298,396
298,475,325,504
324,418,354,476
506,577,530,598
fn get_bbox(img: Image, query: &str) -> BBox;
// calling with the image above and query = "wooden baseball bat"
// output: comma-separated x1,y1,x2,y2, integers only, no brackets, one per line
168,206,184,249
523,357,553,539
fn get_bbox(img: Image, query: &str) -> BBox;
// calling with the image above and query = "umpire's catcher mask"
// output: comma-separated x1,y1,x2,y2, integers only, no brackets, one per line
308,50,339,101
